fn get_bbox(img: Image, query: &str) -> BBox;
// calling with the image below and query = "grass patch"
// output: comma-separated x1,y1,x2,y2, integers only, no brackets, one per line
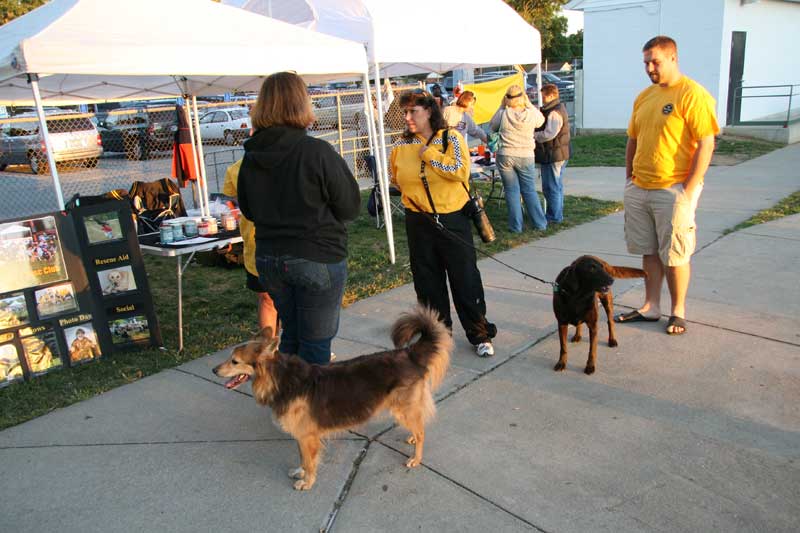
568,133,783,167
0,187,620,430
714,135,783,159
723,190,800,235
570,134,628,167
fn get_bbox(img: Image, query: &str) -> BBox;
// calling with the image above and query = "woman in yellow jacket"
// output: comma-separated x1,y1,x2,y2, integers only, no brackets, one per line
389,90,497,357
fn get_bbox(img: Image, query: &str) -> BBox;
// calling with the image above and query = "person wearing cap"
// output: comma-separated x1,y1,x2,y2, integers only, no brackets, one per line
489,85,546,233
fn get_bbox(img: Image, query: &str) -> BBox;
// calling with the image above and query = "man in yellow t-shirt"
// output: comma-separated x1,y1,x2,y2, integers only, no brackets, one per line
615,36,719,335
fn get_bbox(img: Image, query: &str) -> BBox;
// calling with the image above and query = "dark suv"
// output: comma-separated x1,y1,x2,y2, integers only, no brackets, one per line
97,102,178,160
526,72,575,102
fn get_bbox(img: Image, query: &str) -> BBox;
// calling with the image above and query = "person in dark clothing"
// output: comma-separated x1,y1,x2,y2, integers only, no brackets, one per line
534,84,571,224
389,90,497,357
238,72,361,365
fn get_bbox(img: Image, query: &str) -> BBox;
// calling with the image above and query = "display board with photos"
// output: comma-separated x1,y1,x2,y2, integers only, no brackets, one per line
0,200,161,387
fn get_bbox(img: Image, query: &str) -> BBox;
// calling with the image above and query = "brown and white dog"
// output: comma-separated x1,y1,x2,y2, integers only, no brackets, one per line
213,305,452,491
553,255,646,374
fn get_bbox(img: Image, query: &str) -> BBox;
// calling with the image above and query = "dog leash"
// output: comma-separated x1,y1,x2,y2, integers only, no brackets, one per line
405,202,562,293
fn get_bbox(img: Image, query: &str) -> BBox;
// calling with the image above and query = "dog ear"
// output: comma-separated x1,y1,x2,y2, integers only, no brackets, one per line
556,265,579,293
256,336,279,362
254,326,274,340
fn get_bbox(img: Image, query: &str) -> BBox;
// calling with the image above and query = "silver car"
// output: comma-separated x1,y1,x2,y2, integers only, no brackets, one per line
0,112,103,174
198,107,252,145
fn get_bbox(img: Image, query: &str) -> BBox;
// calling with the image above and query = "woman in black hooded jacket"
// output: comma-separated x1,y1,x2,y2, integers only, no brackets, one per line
238,72,361,365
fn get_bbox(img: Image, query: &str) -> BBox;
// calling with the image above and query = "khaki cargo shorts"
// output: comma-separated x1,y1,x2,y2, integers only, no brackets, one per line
623,181,703,267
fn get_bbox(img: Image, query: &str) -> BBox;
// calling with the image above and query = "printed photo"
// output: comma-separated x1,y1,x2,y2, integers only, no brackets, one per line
98,264,137,296
85,211,124,244
0,292,28,330
35,282,78,319
0,343,23,384
64,322,101,363
109,315,149,345
21,329,62,375
0,216,68,293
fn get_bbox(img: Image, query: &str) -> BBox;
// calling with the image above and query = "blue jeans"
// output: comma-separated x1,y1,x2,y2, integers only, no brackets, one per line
539,159,567,223
255,250,347,365
496,155,547,232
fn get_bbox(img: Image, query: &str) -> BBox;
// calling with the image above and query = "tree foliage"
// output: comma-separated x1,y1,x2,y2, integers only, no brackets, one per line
503,0,581,61
0,0,46,25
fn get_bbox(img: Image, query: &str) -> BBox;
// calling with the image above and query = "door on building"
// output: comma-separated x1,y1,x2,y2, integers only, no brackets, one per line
726,31,746,125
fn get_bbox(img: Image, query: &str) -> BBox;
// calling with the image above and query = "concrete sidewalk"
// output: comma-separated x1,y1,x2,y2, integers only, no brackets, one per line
3,146,799,532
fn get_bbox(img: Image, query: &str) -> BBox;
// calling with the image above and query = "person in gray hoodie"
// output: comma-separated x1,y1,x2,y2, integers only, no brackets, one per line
489,86,546,232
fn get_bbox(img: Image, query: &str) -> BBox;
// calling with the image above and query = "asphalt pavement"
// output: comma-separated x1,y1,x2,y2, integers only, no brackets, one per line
2,144,799,532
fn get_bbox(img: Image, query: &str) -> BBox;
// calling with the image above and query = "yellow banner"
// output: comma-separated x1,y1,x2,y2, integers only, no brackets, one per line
464,69,525,125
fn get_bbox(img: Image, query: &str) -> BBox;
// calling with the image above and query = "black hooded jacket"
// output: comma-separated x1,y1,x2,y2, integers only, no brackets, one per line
237,126,361,263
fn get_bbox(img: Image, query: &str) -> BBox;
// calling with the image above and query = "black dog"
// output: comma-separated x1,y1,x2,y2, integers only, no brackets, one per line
553,255,646,374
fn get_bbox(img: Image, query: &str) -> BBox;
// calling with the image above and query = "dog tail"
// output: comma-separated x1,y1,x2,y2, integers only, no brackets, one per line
605,265,647,279
391,305,453,391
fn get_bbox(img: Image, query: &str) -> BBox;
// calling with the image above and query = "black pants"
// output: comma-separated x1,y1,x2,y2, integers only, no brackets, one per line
405,209,497,345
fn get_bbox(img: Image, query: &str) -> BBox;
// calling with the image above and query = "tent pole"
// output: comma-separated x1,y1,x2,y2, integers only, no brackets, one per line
182,103,205,216
361,71,376,155
28,74,65,210
190,96,211,217
371,61,395,264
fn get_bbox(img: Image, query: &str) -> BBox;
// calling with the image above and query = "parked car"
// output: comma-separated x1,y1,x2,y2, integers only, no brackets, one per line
0,112,103,174
526,72,575,102
311,94,365,130
473,69,521,84
198,108,252,145
97,101,178,160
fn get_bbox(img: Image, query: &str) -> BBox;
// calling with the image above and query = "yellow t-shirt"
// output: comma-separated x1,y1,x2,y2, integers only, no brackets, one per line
627,76,720,189
389,129,471,214
221,159,257,277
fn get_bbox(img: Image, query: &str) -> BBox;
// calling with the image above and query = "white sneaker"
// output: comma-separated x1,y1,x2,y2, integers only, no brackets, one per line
475,342,494,357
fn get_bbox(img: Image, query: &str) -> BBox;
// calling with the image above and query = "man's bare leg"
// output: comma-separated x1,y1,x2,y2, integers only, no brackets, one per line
665,262,690,333
638,254,664,319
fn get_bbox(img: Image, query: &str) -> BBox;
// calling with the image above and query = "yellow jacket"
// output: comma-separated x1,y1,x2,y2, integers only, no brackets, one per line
222,159,257,276
389,129,471,214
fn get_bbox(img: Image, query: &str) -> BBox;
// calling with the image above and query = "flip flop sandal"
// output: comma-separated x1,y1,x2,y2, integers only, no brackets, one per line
666,316,687,335
614,310,661,323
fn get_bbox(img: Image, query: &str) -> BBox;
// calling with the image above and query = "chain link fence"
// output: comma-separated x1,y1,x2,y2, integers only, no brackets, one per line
0,84,418,221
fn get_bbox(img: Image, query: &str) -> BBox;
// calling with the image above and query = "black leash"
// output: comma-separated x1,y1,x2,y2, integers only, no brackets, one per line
406,196,560,293
410,130,561,293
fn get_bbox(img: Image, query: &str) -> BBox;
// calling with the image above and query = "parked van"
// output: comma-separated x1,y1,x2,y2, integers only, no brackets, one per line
0,112,103,174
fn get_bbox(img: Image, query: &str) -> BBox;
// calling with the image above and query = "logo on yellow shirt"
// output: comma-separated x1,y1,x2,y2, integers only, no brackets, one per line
662,103,674,115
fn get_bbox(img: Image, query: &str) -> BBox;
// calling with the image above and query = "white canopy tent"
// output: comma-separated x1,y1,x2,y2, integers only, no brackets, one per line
0,0,372,225
232,0,542,262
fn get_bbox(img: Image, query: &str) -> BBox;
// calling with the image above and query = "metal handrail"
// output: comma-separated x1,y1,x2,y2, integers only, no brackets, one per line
732,83,799,126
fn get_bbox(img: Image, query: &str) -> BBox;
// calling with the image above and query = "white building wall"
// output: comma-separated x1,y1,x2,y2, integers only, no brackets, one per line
581,0,724,130
719,0,800,122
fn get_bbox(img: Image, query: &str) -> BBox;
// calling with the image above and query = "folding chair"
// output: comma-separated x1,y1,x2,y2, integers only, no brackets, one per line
129,178,187,234
364,155,403,229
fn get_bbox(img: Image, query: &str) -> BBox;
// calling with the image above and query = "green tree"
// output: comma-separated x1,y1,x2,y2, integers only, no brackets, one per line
504,0,584,62
0,0,45,25
503,0,569,53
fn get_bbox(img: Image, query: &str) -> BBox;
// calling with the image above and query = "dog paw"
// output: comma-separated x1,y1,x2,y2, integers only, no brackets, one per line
288,467,305,479
553,361,566,372
570,334,582,343
405,457,421,468
293,478,315,491
584,365,595,375
405,435,416,445
608,339,618,347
